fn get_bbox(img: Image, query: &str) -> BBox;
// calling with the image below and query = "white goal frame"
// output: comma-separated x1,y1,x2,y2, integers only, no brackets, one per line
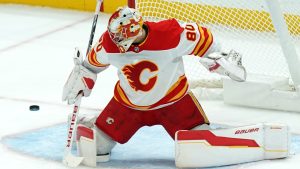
224,0,300,112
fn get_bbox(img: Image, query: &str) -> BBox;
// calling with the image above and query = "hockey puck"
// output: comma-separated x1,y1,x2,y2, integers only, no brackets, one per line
29,105,40,111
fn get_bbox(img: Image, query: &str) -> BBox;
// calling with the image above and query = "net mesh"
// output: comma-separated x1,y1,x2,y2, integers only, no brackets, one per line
135,0,300,88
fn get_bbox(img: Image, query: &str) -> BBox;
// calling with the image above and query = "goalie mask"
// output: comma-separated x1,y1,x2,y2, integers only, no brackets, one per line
108,7,143,53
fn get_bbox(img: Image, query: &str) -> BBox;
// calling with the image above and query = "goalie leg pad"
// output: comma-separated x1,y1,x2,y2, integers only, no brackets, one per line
76,124,97,167
76,124,116,167
264,123,290,159
175,123,290,168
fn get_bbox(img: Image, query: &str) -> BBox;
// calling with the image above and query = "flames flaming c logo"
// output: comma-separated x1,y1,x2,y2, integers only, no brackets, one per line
122,60,158,92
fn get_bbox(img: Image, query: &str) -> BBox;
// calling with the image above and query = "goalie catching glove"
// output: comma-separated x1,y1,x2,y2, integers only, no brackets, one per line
62,48,97,105
200,50,247,82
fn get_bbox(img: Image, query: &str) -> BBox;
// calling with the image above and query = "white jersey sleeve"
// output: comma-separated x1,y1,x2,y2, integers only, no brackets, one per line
83,35,110,73
175,22,220,58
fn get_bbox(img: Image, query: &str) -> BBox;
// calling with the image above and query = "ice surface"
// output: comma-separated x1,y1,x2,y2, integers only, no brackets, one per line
2,122,300,169
0,4,300,169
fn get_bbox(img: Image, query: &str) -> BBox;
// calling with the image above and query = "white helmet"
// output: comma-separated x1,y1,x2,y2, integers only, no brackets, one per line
108,7,143,53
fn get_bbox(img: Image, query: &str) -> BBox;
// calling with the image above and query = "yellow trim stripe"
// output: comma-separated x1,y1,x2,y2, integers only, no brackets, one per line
169,81,188,102
192,24,205,55
197,29,213,57
189,92,209,124
114,75,188,110
87,48,109,67
178,141,259,148
115,82,152,109
0,0,128,13
264,149,289,153
116,83,136,108
178,141,288,152
165,75,186,95
87,37,109,67
1,0,96,11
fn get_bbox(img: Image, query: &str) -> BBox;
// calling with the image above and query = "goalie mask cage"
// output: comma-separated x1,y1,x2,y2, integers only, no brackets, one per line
132,0,300,112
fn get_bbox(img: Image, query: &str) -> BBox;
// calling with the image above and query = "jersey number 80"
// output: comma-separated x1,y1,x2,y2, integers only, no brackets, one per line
185,24,196,41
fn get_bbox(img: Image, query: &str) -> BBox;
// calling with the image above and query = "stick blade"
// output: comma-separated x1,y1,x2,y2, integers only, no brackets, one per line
63,153,84,167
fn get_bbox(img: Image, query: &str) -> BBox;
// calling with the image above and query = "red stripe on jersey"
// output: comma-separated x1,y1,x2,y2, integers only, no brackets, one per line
190,23,205,55
191,25,213,57
196,27,213,57
156,75,188,104
177,130,260,147
87,47,109,67
113,75,188,110
113,81,143,109
196,27,209,55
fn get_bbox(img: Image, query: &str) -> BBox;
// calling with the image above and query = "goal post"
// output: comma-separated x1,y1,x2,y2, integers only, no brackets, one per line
130,0,300,112
267,0,300,86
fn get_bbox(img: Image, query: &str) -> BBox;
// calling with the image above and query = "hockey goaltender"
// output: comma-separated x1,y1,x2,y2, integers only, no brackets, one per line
62,6,290,168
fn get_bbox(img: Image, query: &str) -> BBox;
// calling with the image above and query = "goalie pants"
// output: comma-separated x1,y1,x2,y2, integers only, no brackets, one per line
95,92,210,144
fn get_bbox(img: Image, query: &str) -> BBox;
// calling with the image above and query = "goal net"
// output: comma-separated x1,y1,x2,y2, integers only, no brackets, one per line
134,0,300,93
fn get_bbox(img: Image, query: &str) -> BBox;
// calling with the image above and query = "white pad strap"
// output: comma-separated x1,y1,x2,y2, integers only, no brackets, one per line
175,123,290,168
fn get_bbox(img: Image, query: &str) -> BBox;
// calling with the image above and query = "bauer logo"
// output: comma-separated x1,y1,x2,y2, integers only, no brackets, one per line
235,128,259,134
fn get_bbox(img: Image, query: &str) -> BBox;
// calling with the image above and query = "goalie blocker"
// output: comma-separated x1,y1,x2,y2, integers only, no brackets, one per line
175,123,290,168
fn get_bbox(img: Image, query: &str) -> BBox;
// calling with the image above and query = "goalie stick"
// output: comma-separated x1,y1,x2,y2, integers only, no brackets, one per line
62,0,103,167
86,0,102,56
62,93,83,167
